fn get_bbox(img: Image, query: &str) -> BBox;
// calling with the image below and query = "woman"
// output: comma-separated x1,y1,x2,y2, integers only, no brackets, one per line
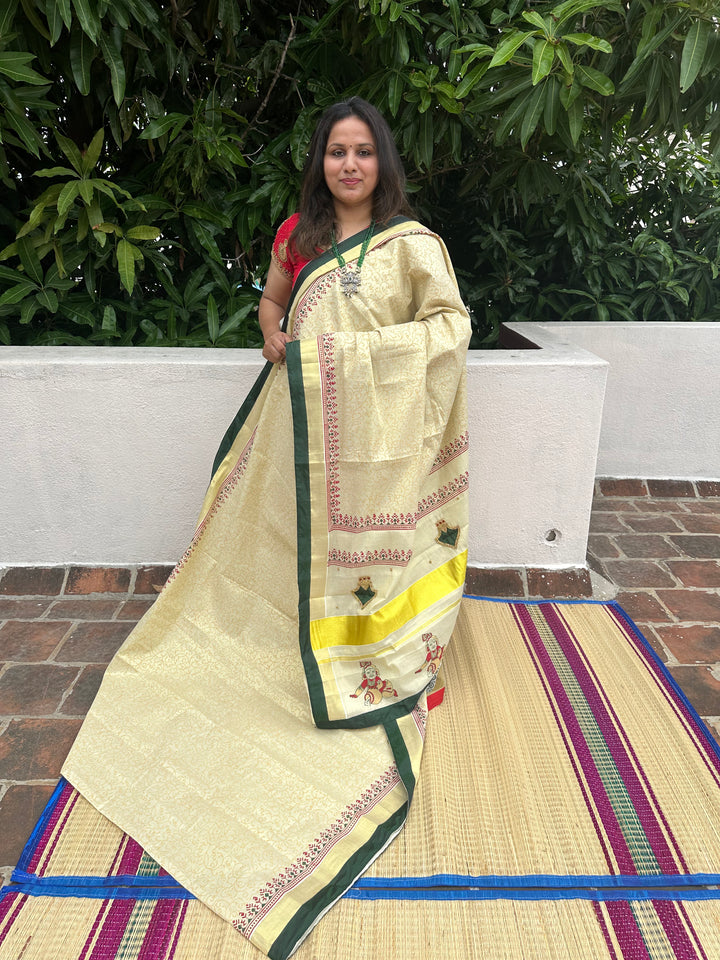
60,99,471,959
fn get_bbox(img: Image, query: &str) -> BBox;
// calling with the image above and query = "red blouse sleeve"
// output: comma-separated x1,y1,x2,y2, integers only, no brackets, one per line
271,213,301,281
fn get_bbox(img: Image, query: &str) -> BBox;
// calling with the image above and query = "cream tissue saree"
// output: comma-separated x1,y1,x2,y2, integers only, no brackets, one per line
62,216,471,959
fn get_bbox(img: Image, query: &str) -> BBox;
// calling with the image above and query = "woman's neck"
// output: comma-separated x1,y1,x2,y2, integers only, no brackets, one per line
333,202,373,241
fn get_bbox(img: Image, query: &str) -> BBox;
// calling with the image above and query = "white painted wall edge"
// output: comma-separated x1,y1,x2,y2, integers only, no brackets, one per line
510,321,720,481
0,334,608,568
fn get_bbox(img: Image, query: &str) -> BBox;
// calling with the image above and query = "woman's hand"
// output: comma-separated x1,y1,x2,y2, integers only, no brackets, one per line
263,329,291,363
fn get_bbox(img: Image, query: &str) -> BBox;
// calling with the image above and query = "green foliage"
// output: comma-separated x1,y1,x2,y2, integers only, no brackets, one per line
0,0,719,347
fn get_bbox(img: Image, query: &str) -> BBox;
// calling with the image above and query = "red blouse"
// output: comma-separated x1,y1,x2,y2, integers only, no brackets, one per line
271,214,312,284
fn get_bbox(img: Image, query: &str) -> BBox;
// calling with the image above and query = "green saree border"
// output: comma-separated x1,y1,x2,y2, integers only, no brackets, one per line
210,360,273,479
267,804,408,960
212,216,416,481
384,717,417,800
288,338,424,730
289,214,417,306
286,339,329,724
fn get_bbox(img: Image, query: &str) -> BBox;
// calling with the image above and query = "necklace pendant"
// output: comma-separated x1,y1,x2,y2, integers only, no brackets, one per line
340,269,362,297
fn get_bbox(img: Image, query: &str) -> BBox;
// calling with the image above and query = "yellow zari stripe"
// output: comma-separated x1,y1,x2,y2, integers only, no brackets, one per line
309,551,467,652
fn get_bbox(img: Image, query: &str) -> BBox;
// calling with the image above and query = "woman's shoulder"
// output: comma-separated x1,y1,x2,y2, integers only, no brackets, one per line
274,213,301,243
272,214,304,281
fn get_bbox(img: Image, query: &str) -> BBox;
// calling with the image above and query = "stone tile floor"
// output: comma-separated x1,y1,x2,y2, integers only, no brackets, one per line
1,477,719,889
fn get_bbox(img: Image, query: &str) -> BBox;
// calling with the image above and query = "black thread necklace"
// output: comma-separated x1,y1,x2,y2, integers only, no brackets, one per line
330,221,375,297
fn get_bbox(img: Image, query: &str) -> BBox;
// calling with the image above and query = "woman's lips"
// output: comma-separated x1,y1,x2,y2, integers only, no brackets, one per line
341,178,360,184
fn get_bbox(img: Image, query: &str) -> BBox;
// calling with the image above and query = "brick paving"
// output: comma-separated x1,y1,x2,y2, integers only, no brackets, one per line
1,480,719,887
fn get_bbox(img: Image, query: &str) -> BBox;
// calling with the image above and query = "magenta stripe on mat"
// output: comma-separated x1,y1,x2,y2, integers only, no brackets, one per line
87,898,135,960
592,901,622,960
655,900,708,960
27,781,75,874
38,786,80,877
0,892,25,947
137,898,184,959
513,604,637,875
544,603,686,876
78,899,112,960
166,900,189,960
510,604,617,876
605,901,653,960
117,837,145,877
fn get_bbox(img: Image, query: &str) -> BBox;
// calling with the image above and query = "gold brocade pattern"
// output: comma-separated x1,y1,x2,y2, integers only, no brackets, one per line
62,219,470,960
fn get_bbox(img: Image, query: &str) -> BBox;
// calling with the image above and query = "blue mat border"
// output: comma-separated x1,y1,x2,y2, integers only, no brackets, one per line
344,886,720,903
7,598,720,904
353,872,720,890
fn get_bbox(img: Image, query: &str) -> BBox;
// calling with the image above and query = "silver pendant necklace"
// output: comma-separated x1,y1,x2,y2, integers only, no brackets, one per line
330,221,375,298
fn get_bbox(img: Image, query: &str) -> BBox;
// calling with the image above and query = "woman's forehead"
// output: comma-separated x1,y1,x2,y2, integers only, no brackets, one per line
326,116,375,147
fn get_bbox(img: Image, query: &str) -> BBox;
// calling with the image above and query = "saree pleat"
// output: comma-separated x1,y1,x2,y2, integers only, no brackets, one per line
61,216,470,958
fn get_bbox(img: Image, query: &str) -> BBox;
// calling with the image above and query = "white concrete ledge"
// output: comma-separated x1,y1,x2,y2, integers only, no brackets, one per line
514,321,720,480
1,334,608,568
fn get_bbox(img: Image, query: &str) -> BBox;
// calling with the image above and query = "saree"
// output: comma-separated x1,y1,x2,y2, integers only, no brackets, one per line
61,216,471,959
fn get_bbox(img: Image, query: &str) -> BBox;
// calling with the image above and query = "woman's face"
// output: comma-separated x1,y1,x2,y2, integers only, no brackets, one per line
323,116,379,213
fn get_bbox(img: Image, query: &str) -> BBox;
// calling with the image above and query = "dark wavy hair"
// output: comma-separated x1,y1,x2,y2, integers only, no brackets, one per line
291,97,413,259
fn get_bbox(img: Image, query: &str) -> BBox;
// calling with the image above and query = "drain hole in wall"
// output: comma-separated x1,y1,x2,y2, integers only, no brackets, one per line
545,529,560,543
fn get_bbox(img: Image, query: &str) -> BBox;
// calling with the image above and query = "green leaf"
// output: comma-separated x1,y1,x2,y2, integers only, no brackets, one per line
125,225,161,240
207,293,219,342
16,236,44,284
551,0,620,27
57,180,81,216
34,166,78,178
560,77,581,109
575,65,614,96
0,281,38,304
102,304,116,331
36,287,59,312
388,71,402,117
563,33,612,53
19,298,39,326
488,31,533,69
0,265,28,283
82,128,104,173
70,26,95,95
117,237,136,293
0,0,19,38
455,62,489,99
680,19,710,93
522,11,550,33
496,87,534,145
47,1,65,45
87,198,102,227
556,40,574,76
567,96,583,143
5,110,44,157
544,75,561,136
78,179,93,204
55,132,83,173
416,108,433,170
0,52,48,84
99,30,125,106
532,39,555,84
521,82,547,148
182,202,231,229
55,0,73,29
71,0,101,42
139,113,190,140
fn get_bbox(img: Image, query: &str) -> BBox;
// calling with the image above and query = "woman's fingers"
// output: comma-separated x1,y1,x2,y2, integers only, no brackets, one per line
262,331,290,363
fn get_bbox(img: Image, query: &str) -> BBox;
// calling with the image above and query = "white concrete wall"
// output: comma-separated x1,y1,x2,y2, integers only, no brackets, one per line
0,337,608,568
513,322,720,480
